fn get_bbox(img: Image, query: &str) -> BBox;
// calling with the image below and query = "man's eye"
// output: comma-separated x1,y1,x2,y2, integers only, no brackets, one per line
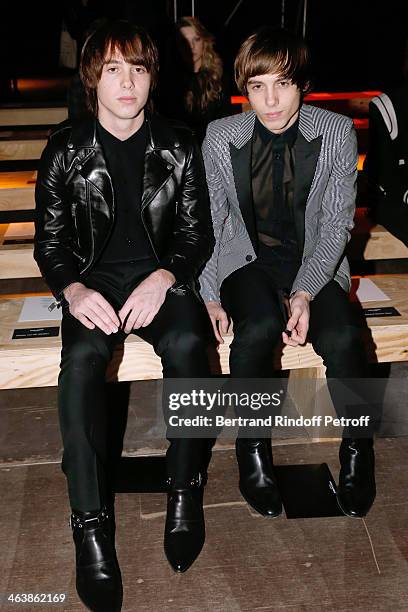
133,66,146,73
107,67,118,73
279,81,290,87
250,84,261,90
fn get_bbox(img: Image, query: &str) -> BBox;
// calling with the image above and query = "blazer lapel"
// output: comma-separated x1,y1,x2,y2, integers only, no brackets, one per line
229,139,258,250
293,131,322,253
229,112,258,250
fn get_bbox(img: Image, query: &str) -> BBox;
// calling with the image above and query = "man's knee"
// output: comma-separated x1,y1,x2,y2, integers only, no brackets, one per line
233,314,282,351
314,325,363,360
158,328,207,360
60,335,113,378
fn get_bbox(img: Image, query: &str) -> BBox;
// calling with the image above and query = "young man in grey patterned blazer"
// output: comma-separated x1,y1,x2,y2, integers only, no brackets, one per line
199,27,376,519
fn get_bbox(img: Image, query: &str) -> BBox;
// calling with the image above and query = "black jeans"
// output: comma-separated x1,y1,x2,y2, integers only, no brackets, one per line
220,257,372,433
59,262,211,511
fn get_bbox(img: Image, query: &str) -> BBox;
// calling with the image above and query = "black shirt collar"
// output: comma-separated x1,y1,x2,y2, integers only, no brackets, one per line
254,115,299,147
97,119,147,146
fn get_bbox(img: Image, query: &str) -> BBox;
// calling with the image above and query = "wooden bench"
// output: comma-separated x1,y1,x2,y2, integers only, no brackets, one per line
0,107,68,127
1,275,407,390
348,209,408,260
1,214,407,281
0,171,36,212
0,134,47,161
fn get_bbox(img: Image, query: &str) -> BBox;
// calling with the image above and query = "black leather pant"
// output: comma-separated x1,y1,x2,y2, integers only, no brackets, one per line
58,262,211,511
220,257,374,434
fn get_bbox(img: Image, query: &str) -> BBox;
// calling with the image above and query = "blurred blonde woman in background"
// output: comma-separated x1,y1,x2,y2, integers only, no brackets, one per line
160,16,231,143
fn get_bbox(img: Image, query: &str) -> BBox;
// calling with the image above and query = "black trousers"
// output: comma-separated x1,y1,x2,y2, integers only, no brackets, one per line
59,262,211,511
220,254,372,433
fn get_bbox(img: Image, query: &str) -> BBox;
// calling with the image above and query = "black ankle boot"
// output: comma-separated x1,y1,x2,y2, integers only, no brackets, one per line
236,438,282,517
336,438,376,518
71,506,123,611
164,475,205,573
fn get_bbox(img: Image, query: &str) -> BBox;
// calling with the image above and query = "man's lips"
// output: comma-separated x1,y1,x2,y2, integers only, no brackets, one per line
265,111,283,119
118,97,137,103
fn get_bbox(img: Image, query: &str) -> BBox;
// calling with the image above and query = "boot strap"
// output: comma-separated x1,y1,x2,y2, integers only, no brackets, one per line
70,506,110,530
166,473,202,489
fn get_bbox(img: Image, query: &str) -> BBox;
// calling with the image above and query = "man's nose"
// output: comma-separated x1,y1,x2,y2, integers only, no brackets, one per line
265,87,278,106
121,71,134,88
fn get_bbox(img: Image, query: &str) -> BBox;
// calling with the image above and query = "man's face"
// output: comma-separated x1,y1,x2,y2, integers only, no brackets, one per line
97,50,151,128
246,72,301,133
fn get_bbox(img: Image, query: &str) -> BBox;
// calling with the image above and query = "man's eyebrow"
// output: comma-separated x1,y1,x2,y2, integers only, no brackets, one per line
103,59,122,65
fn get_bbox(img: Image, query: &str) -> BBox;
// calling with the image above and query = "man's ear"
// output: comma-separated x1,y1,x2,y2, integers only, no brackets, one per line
302,80,312,96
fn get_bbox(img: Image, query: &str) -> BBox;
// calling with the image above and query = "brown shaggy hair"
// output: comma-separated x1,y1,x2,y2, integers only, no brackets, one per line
235,27,312,96
80,20,159,116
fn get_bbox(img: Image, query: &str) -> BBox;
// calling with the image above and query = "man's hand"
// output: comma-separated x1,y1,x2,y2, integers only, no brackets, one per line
118,269,176,333
205,301,229,344
282,290,311,346
63,282,120,334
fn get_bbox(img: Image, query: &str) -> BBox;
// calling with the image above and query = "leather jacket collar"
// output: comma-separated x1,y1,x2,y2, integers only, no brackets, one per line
67,112,182,152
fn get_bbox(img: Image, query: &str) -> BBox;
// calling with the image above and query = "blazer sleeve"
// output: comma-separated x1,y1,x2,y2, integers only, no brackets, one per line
198,133,230,303
290,123,358,298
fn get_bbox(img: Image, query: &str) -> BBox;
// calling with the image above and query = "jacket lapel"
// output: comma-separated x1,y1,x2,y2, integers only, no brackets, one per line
293,131,322,253
70,121,114,213
141,114,178,211
229,112,258,250
230,139,258,250
141,147,173,211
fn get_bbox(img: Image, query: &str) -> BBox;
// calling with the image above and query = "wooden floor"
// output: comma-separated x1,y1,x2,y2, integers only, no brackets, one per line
1,376,408,611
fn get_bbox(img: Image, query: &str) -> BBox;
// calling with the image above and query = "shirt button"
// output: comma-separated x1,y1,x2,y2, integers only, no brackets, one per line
167,163,173,170
274,153,282,160
245,254,253,262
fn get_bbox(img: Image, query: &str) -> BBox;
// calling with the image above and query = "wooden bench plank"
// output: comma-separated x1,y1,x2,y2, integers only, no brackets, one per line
0,276,407,389
0,171,36,211
0,244,39,277
0,139,47,161
1,218,406,280
0,107,68,127
349,223,408,260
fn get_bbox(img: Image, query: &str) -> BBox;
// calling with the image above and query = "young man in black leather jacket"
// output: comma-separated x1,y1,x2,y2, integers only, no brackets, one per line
35,20,214,611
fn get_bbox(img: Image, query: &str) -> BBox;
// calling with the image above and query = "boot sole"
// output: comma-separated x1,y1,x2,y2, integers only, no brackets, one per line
239,485,283,518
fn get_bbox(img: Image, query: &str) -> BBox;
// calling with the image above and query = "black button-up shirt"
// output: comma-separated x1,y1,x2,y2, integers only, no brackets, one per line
251,117,299,248
97,120,156,265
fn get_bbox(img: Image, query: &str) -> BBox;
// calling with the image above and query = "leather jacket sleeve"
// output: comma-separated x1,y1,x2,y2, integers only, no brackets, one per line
34,131,82,299
159,136,215,284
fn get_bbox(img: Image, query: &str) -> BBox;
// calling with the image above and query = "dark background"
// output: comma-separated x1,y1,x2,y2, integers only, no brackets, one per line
4,0,408,95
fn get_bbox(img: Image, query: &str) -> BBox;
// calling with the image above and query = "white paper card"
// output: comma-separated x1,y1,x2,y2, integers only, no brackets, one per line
351,278,391,303
18,297,62,322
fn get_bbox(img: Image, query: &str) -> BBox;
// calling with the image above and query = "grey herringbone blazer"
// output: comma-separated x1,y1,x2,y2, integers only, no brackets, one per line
199,104,358,303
